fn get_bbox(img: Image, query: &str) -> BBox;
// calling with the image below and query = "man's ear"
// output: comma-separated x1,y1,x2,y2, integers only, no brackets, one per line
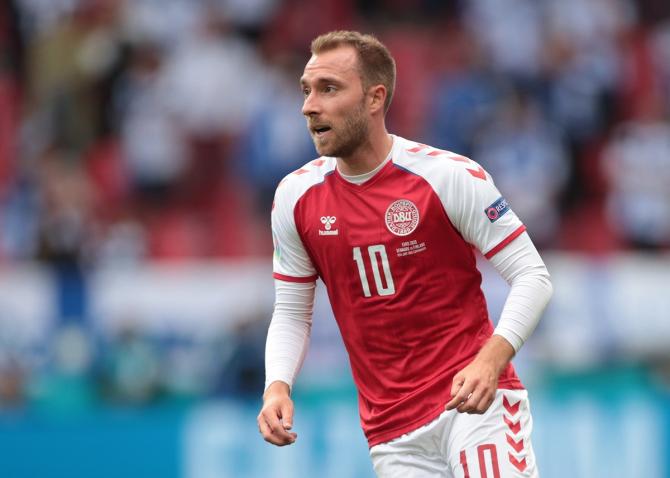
368,85,387,114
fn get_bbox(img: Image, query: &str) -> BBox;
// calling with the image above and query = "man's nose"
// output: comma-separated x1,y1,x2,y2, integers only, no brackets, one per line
302,91,320,117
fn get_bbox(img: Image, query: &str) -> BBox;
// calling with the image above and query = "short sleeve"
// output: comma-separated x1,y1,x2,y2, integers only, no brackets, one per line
442,160,526,259
271,183,318,282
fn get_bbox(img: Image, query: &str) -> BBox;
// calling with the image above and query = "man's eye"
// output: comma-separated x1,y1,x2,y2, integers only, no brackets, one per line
302,88,310,96
324,86,336,93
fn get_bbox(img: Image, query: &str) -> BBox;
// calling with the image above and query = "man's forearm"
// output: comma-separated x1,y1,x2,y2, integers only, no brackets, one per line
264,280,316,391
489,233,553,352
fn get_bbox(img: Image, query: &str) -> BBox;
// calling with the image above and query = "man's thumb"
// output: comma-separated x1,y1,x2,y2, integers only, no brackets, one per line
282,403,293,429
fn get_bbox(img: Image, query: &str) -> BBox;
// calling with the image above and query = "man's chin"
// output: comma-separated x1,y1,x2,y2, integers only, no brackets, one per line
314,141,335,157
316,148,333,157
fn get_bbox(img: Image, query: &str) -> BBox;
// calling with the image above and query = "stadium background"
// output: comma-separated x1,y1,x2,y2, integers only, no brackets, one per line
0,0,669,476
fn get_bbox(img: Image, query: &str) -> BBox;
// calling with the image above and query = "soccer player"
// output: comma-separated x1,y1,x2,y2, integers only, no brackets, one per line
257,30,553,477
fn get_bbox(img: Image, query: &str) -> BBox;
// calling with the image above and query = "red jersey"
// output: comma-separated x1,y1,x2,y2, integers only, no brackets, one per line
271,136,525,447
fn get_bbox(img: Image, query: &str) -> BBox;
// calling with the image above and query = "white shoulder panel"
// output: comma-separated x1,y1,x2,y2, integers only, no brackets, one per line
392,137,525,257
271,157,337,281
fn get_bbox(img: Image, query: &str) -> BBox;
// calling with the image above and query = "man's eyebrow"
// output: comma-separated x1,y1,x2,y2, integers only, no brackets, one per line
300,75,344,87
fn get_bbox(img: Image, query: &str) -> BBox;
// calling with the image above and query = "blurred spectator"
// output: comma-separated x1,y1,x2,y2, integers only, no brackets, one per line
119,0,204,49
652,20,670,98
544,0,632,142
29,324,96,413
473,89,568,247
217,314,266,398
380,24,436,138
261,0,356,53
215,0,281,33
99,323,161,405
159,10,266,138
237,52,315,214
463,0,544,82
114,41,187,201
0,353,25,410
543,0,633,211
0,175,40,261
94,219,147,266
425,24,501,155
601,96,670,248
35,147,96,264
23,0,122,151
33,148,94,331
0,0,24,202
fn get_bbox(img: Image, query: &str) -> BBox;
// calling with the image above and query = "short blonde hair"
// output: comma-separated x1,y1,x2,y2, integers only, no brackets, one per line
311,30,396,114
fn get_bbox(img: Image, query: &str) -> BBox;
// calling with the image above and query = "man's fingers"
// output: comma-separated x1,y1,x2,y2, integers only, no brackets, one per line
450,375,464,398
457,386,495,414
280,401,294,430
266,412,296,444
446,379,474,410
474,392,495,414
457,388,482,413
261,420,296,446
258,415,277,444
445,376,465,409
259,409,297,446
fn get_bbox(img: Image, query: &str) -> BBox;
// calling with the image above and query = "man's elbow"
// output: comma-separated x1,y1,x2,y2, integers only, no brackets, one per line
539,270,553,305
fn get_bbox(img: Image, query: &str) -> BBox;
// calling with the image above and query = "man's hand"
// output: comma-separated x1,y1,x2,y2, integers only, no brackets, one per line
445,335,515,414
257,381,298,446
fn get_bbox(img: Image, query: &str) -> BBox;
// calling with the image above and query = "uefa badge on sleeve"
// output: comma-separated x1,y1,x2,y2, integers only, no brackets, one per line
485,197,510,223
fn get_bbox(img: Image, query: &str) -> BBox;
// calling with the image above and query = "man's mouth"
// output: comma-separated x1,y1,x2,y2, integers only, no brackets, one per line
312,125,332,137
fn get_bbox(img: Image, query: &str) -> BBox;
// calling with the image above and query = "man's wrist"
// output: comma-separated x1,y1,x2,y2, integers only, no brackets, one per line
477,335,515,376
263,380,291,400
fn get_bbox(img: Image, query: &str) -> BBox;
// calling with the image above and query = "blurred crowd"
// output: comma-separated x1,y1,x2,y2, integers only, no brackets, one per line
1,0,670,265
1,0,670,410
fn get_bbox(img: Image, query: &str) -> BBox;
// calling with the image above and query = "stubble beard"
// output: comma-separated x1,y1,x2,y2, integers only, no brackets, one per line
313,101,369,158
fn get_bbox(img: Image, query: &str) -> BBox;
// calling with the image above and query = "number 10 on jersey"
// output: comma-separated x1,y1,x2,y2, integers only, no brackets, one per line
353,245,396,297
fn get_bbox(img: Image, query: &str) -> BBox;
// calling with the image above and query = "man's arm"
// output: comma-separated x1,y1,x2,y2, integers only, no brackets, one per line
446,232,552,413
257,279,315,446
489,232,553,351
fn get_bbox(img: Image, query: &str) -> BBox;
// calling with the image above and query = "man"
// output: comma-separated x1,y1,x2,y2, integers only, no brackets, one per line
257,30,553,477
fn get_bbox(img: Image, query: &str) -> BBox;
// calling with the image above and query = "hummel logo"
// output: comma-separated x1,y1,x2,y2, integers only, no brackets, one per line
320,216,336,230
319,216,338,236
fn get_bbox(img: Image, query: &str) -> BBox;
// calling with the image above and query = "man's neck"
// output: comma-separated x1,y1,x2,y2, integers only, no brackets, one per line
336,130,394,176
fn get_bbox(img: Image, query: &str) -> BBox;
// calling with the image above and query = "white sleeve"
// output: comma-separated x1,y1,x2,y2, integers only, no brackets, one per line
488,232,553,352
440,157,526,258
272,180,318,282
264,279,316,392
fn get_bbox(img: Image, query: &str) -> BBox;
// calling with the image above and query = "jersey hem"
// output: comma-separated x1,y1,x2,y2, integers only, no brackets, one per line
365,383,526,448
366,404,450,449
484,225,526,259
273,272,318,283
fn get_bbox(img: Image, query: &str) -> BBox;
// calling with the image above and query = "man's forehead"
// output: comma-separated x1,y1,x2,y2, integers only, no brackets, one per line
301,46,359,82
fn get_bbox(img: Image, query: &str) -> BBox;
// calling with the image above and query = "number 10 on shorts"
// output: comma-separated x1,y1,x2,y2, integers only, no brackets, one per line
460,444,500,478
353,245,396,297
